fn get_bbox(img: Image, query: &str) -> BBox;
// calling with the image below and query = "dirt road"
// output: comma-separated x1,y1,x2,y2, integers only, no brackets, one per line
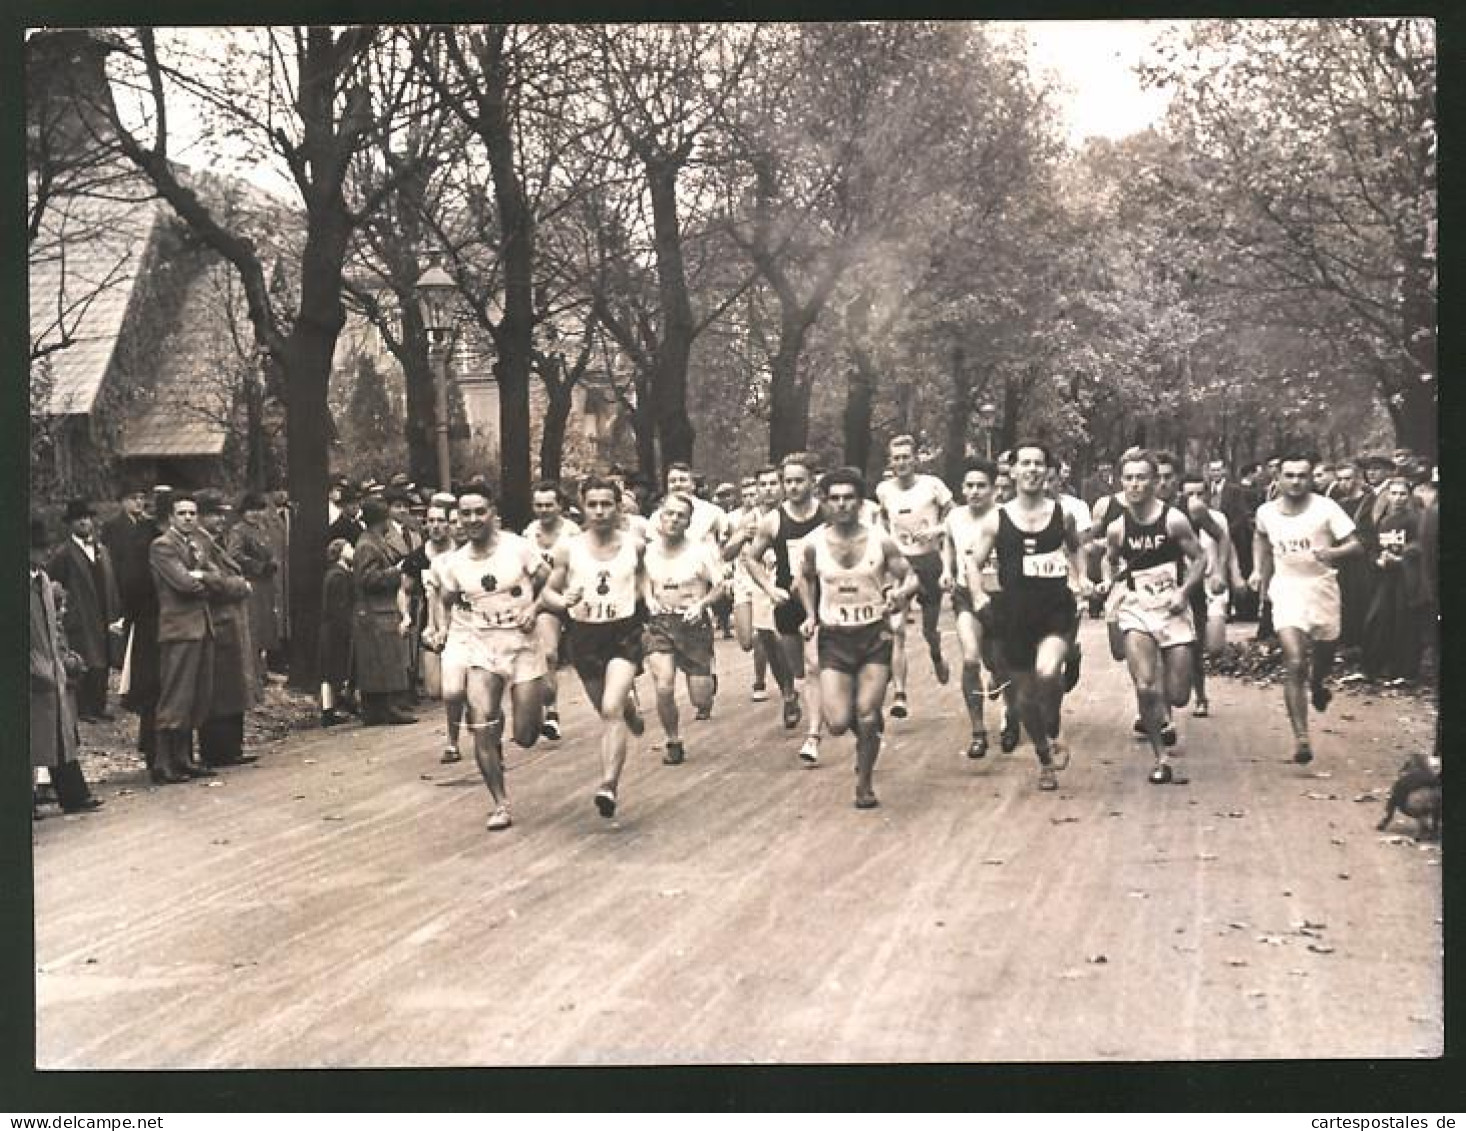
33,621,1442,1067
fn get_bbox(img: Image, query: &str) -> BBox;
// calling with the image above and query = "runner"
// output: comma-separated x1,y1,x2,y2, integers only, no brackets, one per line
1250,453,1364,765
523,480,581,742
795,467,917,809
1095,451,1207,785
725,470,782,703
430,486,548,831
744,452,826,766
400,498,454,704
960,443,1088,791
875,434,953,720
1179,469,1244,717
642,493,728,766
654,461,731,547
542,476,648,818
1048,463,1093,696
941,458,1003,760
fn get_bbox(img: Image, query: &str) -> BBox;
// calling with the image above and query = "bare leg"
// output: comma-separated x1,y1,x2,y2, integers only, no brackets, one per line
1278,627,1313,759
647,651,682,745
1123,632,1170,770
853,662,891,807
510,676,543,748
955,610,987,746
467,670,507,807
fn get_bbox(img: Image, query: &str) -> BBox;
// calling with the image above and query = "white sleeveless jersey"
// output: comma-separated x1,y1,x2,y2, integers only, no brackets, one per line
523,517,582,572
435,533,542,630
644,539,719,614
812,525,888,628
946,505,999,593
877,474,952,557
566,532,641,624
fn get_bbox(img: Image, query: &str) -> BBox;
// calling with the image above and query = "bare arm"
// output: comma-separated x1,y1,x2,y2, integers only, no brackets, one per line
742,511,787,604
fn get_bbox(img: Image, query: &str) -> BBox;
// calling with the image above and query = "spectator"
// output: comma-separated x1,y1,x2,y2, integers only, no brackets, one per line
1330,461,1375,650
327,484,366,546
228,492,281,683
352,497,416,726
46,499,121,721
197,493,260,767
1361,478,1428,683
30,517,102,815
319,538,355,727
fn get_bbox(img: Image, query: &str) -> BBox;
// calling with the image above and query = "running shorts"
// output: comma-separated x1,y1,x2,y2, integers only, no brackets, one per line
1268,574,1342,643
568,615,646,680
818,621,895,675
905,551,944,608
1115,589,1197,649
642,612,716,677
442,625,547,684
984,589,1078,671
774,594,810,637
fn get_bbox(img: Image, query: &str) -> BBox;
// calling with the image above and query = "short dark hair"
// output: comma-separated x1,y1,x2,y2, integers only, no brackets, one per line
360,497,391,527
1011,441,1051,468
756,464,781,480
1180,468,1206,486
660,492,694,518
888,434,916,453
531,479,561,499
1119,450,1160,475
457,482,496,507
780,452,816,476
1152,450,1179,471
665,461,693,481
962,458,998,483
819,466,868,499
580,474,622,502
1278,450,1317,470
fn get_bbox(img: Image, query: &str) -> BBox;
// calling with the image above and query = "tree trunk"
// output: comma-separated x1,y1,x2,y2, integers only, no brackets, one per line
644,160,696,467
842,348,879,478
943,343,971,487
1388,375,1437,460
539,381,573,484
767,335,812,460
399,317,440,489
633,384,658,486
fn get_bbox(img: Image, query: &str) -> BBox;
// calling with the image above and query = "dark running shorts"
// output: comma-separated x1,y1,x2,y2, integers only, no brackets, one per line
983,590,1078,672
951,585,978,618
642,613,715,677
906,551,944,608
568,615,645,681
818,621,895,675
774,594,809,637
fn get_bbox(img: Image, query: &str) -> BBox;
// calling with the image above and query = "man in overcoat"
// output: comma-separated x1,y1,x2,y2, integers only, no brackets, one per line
30,517,102,814
198,493,261,767
46,499,121,721
352,497,416,726
228,491,281,683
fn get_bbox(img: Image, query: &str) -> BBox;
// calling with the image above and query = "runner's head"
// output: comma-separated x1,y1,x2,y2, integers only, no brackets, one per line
1383,477,1413,512
1119,450,1160,507
1312,462,1336,493
1276,452,1316,499
665,461,696,498
1179,468,1207,502
713,481,738,511
456,483,497,545
961,458,998,509
994,470,1015,503
531,480,564,522
780,452,817,504
819,466,868,526
1333,462,1359,496
580,475,623,530
756,464,783,507
739,476,759,509
657,491,694,540
887,435,917,481
1010,441,1051,497
1152,450,1179,501
424,502,451,544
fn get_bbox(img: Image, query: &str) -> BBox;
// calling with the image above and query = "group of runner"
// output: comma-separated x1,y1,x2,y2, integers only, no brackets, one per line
414,439,1363,830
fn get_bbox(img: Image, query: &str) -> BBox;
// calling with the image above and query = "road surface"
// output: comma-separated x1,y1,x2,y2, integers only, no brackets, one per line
33,620,1442,1067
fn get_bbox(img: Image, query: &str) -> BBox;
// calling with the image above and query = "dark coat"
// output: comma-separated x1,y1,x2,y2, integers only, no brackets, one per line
200,530,260,718
319,561,354,685
1363,509,1427,681
327,512,366,547
101,512,159,620
45,538,120,671
227,518,282,651
30,569,81,769
351,528,408,693
152,528,216,642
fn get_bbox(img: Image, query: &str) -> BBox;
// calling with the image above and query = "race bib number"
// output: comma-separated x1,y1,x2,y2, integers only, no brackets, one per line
1132,564,1178,611
1021,548,1067,579
578,600,621,623
1378,530,1406,551
475,605,523,629
1275,535,1314,560
835,603,879,625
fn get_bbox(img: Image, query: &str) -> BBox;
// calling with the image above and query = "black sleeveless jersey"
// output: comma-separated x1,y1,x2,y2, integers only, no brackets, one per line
1120,504,1184,585
995,501,1069,596
772,503,826,590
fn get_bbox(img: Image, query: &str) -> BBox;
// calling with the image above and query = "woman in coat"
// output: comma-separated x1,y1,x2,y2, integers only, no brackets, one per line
1361,479,1428,683
319,538,355,726
30,517,102,815
351,498,416,726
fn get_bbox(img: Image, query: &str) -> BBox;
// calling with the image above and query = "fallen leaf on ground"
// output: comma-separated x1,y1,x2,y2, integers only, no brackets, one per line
1049,815,1080,825
1307,943,1336,955
1087,954,1108,964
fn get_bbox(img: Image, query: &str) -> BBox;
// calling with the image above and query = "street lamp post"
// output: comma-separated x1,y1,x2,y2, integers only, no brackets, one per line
977,401,998,461
416,262,457,492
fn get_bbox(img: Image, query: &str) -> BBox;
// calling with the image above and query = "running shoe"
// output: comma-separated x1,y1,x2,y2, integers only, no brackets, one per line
486,804,513,831
1192,700,1210,718
1037,766,1058,791
440,746,462,764
1063,644,1082,692
890,693,910,720
1162,723,1177,747
798,736,820,766
1311,684,1333,713
965,734,989,760
541,712,562,741
662,741,686,766
1048,741,1071,772
933,654,951,686
781,693,802,729
594,787,617,818
1132,717,1148,737
1293,741,1314,765
751,684,769,702
694,704,712,721
1148,761,1173,785
1000,715,1021,753
624,700,645,736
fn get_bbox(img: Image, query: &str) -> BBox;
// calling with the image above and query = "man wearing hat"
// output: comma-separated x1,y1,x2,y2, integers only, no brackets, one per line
352,496,417,725
229,491,281,682
149,493,223,783
197,493,261,767
327,483,366,546
30,516,103,815
46,499,122,722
